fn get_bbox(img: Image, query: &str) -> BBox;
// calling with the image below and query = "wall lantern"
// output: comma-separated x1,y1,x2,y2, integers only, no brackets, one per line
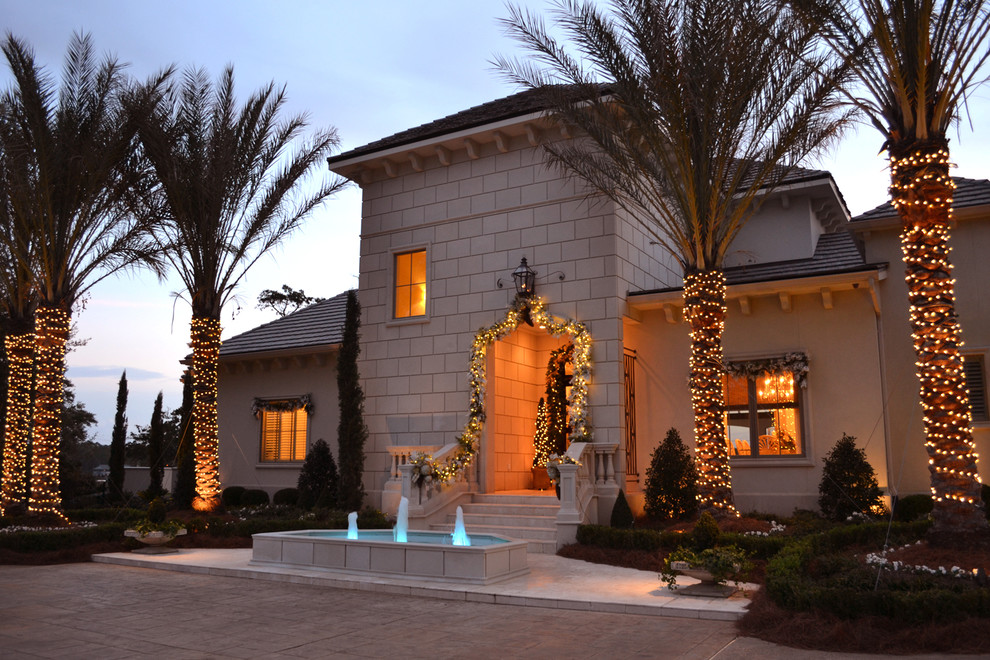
511,257,537,298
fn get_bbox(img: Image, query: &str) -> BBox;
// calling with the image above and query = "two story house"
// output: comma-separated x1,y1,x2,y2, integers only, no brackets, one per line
217,88,990,550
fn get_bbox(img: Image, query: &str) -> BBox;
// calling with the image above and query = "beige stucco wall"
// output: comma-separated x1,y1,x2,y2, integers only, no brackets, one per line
218,351,339,497
353,127,627,510
857,210,990,495
624,284,888,516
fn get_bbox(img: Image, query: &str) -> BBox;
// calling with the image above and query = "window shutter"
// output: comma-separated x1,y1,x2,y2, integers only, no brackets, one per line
964,356,988,422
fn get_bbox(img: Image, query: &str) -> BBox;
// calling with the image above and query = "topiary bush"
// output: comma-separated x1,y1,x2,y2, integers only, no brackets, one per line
146,498,167,524
610,490,634,528
818,433,884,521
221,486,246,508
273,488,299,506
643,427,698,521
240,489,270,507
298,439,339,510
691,511,721,550
893,493,934,522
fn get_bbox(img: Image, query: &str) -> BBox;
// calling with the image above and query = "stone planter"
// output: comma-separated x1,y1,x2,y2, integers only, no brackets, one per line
124,528,187,554
669,560,739,598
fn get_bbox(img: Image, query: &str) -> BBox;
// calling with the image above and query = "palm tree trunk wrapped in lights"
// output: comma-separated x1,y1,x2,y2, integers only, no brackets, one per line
28,306,71,518
791,0,990,542
890,141,984,531
684,270,735,514
1,330,34,514
190,316,222,510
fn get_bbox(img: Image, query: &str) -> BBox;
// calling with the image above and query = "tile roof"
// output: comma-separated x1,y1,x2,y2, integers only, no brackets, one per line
328,86,833,189
328,87,558,163
219,291,350,358
723,231,877,285
853,177,990,221
630,231,882,298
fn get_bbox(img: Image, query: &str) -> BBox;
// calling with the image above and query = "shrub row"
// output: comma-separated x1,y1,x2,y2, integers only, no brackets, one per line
0,523,130,552
765,535,990,621
575,524,787,560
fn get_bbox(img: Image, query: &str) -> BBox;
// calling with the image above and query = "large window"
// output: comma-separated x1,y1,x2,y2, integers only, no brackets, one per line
725,369,802,458
255,398,310,462
394,249,427,319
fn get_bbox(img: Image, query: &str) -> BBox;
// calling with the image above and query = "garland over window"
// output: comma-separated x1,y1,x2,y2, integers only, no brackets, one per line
252,395,313,418
412,295,593,487
724,352,809,387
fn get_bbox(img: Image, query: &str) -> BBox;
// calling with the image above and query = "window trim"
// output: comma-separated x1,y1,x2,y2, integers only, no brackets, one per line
254,396,312,463
387,243,431,325
724,356,808,460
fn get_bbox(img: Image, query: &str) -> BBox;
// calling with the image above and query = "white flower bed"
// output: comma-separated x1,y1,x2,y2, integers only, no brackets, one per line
866,541,980,580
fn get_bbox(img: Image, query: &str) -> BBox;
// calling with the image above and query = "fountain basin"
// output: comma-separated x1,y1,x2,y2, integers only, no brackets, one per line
251,529,529,584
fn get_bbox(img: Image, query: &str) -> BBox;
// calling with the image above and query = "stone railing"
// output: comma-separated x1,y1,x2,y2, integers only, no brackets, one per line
556,440,620,548
397,442,473,522
386,445,439,481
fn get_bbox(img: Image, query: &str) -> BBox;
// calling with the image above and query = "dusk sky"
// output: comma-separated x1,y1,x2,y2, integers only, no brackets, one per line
2,0,989,442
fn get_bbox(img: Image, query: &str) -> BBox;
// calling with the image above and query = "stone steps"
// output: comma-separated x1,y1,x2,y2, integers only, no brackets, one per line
428,493,561,554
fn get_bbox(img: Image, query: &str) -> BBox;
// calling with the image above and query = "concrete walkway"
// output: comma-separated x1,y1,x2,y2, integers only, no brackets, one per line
0,552,973,658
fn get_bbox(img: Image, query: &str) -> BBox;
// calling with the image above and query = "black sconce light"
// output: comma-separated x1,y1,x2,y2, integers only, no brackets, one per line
511,257,537,298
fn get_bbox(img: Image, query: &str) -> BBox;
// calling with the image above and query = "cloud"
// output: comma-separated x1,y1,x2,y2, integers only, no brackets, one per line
67,365,167,381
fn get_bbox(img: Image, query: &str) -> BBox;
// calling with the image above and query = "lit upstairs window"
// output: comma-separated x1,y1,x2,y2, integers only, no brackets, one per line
394,249,427,318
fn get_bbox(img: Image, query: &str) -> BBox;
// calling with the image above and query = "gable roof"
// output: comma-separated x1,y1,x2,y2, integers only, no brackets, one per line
219,291,350,358
853,177,990,222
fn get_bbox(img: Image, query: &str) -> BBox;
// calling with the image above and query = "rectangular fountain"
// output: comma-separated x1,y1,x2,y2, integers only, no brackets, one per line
250,529,530,585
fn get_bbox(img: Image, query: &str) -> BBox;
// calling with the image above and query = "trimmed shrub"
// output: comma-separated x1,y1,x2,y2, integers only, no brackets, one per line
610,490,634,528
146,498,167,524
691,512,720,550
818,433,884,521
240,489,270,507
643,427,698,521
893,493,934,522
221,486,246,508
297,439,338,510
273,488,299,506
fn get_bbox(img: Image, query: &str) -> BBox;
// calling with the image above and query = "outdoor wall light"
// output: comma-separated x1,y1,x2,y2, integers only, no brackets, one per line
512,257,537,297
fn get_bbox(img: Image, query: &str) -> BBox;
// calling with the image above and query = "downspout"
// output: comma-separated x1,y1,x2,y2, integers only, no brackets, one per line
870,275,896,502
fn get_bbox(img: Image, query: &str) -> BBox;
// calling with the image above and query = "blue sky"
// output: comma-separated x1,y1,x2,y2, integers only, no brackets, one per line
2,0,989,441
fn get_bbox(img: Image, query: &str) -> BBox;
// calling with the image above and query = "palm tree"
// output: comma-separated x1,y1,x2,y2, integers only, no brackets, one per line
0,33,161,518
137,67,346,511
497,0,849,515
791,0,990,541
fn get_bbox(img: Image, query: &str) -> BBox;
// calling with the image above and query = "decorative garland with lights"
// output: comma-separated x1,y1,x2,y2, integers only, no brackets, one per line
28,306,71,519
411,294,593,487
191,316,223,511
252,395,313,418
889,144,984,517
684,270,738,517
724,353,809,387
1,331,34,515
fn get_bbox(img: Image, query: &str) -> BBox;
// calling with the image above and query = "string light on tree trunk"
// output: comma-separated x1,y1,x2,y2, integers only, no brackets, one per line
684,270,738,517
28,306,71,519
191,316,222,511
889,144,983,525
1,331,34,515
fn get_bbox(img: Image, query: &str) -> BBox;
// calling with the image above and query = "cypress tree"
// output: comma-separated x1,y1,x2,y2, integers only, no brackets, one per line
106,371,127,502
147,392,165,497
336,290,367,511
172,371,196,509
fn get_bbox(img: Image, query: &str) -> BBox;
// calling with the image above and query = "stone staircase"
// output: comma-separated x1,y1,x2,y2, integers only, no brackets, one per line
428,492,560,554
